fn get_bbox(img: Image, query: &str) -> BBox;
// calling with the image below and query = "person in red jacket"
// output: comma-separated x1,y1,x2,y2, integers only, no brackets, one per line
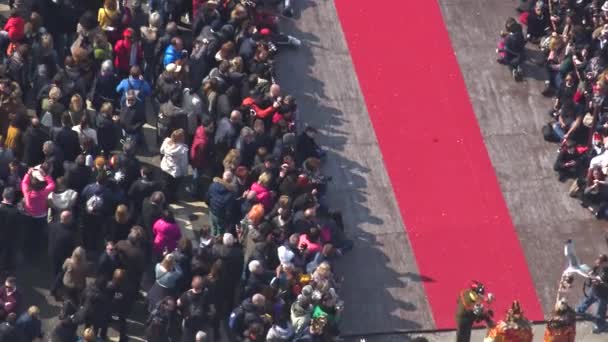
0,9,25,57
189,116,215,197
114,28,143,77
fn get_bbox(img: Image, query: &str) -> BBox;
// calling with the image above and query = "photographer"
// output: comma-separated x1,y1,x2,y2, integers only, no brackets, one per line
576,254,608,333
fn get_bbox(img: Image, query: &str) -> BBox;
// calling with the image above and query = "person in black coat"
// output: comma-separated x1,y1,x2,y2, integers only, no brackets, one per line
49,299,79,342
48,210,77,276
115,227,147,295
79,278,112,339
141,191,166,237
53,114,81,163
96,241,124,282
43,141,64,179
96,103,119,157
212,233,243,319
0,313,24,342
105,268,136,342
295,127,323,167
120,91,147,150
88,61,120,111
63,155,92,194
22,117,49,167
128,166,163,221
0,188,19,273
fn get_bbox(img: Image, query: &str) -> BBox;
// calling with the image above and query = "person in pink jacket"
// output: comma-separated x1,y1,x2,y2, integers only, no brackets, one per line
22,167,55,218
21,166,55,258
152,211,182,259
249,172,274,213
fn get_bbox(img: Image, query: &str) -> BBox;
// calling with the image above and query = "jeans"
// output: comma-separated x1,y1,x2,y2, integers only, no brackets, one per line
577,291,608,329
209,212,225,236
552,122,567,141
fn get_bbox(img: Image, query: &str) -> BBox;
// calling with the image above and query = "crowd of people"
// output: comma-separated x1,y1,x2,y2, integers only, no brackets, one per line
0,0,353,341
492,0,608,337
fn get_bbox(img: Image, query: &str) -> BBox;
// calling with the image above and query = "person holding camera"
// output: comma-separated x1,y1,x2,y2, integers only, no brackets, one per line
576,254,608,333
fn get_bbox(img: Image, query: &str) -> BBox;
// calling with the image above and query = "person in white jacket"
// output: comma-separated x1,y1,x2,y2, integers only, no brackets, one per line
160,128,189,202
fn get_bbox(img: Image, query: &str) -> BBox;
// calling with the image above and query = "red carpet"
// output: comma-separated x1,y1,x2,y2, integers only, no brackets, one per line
334,0,543,328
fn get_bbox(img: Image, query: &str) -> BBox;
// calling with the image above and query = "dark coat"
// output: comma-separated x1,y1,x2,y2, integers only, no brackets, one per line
128,178,163,218
141,199,164,236
53,127,81,162
95,115,118,155
295,132,320,166
207,177,236,219
47,222,76,272
63,161,92,194
96,251,123,282
22,126,49,167
115,239,146,285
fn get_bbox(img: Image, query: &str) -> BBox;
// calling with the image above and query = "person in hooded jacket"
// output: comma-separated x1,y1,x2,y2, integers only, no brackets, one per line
113,28,143,77
189,116,214,197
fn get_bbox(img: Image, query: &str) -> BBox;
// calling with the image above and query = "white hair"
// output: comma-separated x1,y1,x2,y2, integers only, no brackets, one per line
195,331,207,341
248,260,262,273
223,233,235,246
149,12,163,28
252,293,266,306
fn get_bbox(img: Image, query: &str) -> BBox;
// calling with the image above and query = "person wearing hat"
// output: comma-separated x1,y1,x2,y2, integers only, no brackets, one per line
113,28,143,77
455,281,494,342
155,63,183,106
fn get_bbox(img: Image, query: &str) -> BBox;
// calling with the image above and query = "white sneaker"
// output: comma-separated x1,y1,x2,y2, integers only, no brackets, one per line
287,35,301,47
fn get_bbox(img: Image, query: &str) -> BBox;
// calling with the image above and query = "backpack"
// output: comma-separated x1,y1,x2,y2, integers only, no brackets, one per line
228,306,244,332
86,194,104,214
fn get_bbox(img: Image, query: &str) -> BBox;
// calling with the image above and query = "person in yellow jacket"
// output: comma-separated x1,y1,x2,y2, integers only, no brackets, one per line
543,298,576,342
485,300,533,342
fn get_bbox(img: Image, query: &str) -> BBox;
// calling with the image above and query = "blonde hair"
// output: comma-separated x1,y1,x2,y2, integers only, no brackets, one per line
71,246,86,264
48,86,62,101
258,172,272,187
100,102,114,116
160,253,175,269
230,56,244,73
223,149,240,171
83,327,96,342
115,204,129,223
27,306,40,316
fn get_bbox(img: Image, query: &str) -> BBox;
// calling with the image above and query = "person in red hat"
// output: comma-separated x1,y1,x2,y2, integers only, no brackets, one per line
113,28,143,77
